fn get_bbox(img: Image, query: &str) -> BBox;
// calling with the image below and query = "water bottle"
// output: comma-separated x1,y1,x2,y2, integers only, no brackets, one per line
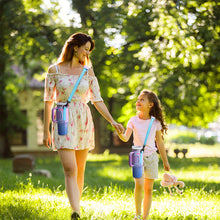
129,146,143,178
52,103,69,135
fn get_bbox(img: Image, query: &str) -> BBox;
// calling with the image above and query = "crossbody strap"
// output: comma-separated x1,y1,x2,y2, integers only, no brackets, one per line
141,116,155,152
67,66,89,104
54,66,88,120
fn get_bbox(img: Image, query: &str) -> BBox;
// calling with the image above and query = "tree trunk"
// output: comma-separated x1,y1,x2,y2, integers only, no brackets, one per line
0,4,13,158
0,61,13,158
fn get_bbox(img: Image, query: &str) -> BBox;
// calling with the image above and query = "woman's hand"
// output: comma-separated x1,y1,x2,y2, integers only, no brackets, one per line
111,121,125,134
43,132,51,149
163,161,170,171
93,101,125,133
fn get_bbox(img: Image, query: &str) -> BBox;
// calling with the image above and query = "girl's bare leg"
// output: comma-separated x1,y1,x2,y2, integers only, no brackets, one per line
143,178,154,220
134,176,144,216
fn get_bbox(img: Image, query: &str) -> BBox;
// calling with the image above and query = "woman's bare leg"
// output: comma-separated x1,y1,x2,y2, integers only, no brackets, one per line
75,149,89,197
58,149,80,214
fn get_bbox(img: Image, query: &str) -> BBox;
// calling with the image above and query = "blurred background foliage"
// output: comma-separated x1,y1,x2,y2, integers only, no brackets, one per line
71,0,220,127
0,0,219,156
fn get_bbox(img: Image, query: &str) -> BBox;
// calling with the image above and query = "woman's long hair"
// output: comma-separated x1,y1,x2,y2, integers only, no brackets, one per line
141,89,168,136
57,33,95,66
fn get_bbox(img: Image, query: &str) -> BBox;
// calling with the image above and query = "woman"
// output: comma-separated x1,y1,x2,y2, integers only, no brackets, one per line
43,33,124,219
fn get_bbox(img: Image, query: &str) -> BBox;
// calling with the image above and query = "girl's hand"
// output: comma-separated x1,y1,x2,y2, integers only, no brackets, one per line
43,132,51,149
163,161,170,171
111,121,125,134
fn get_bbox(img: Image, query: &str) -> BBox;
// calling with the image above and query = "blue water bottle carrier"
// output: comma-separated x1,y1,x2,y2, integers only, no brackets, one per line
129,116,155,178
52,65,89,135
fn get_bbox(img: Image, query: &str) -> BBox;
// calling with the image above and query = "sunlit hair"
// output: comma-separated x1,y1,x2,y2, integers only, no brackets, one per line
57,33,95,66
141,89,168,136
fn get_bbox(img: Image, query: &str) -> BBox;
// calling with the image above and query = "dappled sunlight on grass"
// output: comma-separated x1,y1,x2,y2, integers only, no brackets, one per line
96,167,132,181
0,190,71,220
1,186,219,220
81,197,133,218
179,170,219,183
0,145,219,219
87,150,124,162
153,193,220,220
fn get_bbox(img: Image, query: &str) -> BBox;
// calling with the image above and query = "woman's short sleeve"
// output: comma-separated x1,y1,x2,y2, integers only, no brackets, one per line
89,76,103,103
44,74,56,101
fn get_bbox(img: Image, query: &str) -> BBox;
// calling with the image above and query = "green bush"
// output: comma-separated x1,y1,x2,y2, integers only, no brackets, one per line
171,132,197,144
199,136,216,145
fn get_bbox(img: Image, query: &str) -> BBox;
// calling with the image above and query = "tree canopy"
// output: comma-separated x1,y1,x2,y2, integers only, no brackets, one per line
71,0,220,127
0,0,76,157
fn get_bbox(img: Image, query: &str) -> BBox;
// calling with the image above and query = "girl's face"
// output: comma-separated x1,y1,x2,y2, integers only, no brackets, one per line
136,93,153,112
75,41,91,63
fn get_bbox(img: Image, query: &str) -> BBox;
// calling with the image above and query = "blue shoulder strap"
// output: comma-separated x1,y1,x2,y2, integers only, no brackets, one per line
67,66,89,103
141,116,155,152
60,66,88,121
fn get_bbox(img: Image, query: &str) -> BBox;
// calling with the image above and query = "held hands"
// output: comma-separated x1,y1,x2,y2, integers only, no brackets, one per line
43,132,51,149
111,121,125,134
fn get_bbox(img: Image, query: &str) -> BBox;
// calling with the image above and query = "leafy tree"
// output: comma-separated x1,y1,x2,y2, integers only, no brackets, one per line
71,0,220,129
129,0,220,127
0,0,69,157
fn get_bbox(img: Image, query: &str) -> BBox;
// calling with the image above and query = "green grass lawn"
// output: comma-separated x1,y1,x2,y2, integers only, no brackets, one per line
0,145,219,220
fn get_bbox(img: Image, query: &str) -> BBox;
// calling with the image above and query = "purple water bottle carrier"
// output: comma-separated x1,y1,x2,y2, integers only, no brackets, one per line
52,103,69,135
52,65,89,135
129,116,155,178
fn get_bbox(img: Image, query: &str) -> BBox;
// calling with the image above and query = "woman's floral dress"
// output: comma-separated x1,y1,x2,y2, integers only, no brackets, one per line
44,65,103,151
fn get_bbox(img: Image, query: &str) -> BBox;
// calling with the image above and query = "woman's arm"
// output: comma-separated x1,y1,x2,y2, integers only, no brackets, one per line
43,101,54,148
117,127,133,142
93,101,124,133
156,130,170,171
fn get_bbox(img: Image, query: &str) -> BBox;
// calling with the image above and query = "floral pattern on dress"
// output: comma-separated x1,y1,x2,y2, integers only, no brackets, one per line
44,69,103,151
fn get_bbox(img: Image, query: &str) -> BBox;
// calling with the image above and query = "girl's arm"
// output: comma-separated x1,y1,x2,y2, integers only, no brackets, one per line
156,130,170,171
93,101,124,134
117,127,133,142
43,101,54,148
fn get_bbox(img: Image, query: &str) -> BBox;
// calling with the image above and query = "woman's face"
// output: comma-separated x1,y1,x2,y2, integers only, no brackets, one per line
76,41,91,63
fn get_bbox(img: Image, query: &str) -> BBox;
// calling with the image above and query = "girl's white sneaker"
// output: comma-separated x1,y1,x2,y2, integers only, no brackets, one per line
134,215,142,220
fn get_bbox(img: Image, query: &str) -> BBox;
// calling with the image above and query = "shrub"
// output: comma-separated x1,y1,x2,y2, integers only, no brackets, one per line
199,136,216,145
171,131,197,144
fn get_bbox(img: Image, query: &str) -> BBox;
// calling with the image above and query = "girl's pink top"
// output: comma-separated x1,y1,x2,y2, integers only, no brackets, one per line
127,116,162,156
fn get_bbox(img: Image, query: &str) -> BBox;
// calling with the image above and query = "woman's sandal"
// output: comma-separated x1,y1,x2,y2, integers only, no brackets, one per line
71,212,80,219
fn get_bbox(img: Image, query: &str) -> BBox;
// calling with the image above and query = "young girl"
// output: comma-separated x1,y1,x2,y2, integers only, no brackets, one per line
117,89,170,220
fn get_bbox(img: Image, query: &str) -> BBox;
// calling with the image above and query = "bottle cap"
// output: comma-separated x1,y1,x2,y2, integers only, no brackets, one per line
132,146,142,150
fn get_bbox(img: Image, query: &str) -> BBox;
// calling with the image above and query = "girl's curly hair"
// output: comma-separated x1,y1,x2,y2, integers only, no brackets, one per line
141,89,168,137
